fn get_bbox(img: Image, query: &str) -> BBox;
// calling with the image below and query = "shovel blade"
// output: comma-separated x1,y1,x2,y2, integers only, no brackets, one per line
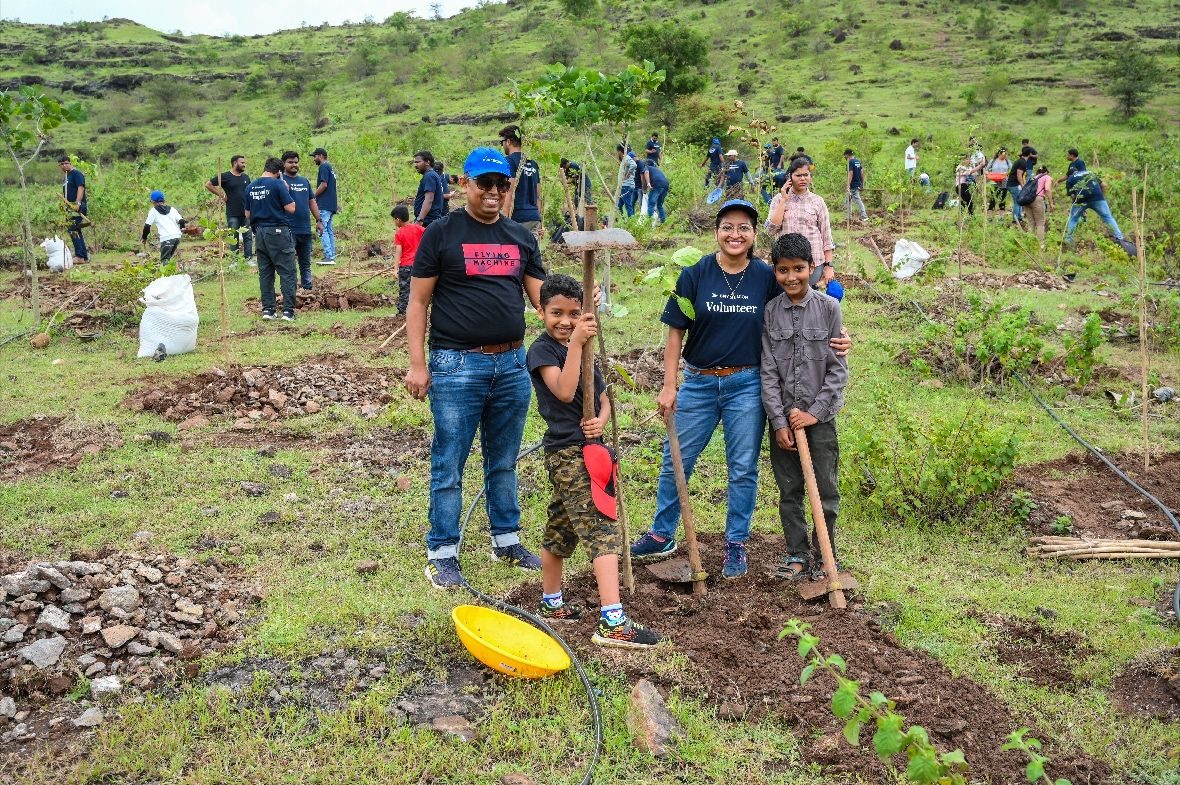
797,572,859,601
645,558,707,584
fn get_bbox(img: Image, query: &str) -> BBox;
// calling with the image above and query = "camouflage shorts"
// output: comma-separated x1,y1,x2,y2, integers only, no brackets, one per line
542,445,622,562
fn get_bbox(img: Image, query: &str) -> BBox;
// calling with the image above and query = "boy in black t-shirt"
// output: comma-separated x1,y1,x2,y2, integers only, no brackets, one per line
527,275,660,650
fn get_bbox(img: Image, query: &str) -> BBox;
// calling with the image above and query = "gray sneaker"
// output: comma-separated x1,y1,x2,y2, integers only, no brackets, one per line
425,557,463,589
492,543,541,570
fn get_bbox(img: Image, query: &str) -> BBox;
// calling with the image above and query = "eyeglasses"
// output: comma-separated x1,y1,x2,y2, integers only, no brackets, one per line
718,223,754,234
472,174,510,193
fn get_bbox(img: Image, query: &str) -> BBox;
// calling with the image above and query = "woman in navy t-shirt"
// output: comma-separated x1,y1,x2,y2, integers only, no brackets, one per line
629,199,850,578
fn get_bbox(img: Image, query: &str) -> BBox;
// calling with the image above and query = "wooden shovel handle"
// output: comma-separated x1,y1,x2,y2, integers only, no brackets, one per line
794,426,845,609
666,411,706,595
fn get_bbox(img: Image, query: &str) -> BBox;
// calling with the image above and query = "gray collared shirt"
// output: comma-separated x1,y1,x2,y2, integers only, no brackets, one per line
760,287,847,431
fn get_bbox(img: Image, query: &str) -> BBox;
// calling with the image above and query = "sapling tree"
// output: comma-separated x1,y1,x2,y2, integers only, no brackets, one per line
0,87,86,322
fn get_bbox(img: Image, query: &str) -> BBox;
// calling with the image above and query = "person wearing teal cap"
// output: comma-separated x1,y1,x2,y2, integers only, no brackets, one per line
404,146,550,589
141,190,186,263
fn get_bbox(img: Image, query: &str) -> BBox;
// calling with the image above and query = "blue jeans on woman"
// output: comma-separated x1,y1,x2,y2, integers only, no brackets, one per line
1064,198,1124,243
647,184,669,223
425,347,532,560
650,366,764,544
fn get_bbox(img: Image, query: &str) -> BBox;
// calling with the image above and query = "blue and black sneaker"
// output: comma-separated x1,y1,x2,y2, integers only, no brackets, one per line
492,543,542,571
629,532,677,564
722,541,748,579
425,557,463,589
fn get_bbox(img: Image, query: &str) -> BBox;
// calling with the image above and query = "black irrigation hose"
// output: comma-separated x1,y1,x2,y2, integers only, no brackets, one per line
853,276,1180,622
456,441,603,785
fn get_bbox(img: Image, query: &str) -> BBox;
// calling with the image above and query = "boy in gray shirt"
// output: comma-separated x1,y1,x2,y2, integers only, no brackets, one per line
760,233,848,579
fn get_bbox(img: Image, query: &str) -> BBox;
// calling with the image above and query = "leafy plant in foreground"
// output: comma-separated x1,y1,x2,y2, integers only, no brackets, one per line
780,620,1073,785
1061,313,1105,390
643,245,702,320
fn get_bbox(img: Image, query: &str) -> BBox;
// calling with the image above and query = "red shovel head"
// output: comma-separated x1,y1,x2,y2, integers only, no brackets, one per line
582,442,619,521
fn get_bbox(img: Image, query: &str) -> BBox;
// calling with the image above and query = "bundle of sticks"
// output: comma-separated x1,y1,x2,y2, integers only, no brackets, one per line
1028,536,1180,560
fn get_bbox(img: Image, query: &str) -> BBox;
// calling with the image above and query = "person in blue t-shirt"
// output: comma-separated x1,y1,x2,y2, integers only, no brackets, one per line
633,154,649,215
281,151,324,291
311,148,338,265
1058,148,1086,187
559,158,593,212
58,156,90,262
499,125,543,232
245,157,297,321
645,133,662,166
702,137,723,187
722,150,754,197
645,159,670,224
628,199,852,579
412,150,447,228
843,148,868,223
768,138,785,170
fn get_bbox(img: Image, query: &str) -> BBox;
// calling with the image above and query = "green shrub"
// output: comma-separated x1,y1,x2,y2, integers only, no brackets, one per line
1062,313,1105,389
848,391,1020,521
1128,112,1158,131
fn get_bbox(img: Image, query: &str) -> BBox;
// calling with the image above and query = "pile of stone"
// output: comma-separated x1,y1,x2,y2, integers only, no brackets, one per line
123,360,392,428
0,552,260,743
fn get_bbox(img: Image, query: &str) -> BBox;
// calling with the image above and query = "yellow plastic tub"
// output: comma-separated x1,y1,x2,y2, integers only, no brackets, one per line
451,605,571,679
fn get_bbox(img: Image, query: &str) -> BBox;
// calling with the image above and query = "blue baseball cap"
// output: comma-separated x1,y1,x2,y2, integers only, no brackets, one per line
463,146,511,177
715,198,759,226
149,190,165,202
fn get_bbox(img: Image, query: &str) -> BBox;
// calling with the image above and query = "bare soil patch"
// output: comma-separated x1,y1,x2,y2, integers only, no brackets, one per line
326,314,407,351
963,269,1068,291
1015,451,1180,541
506,533,1111,784
123,355,393,425
0,416,123,482
0,549,261,759
1111,648,1180,722
978,614,1092,688
333,425,431,477
612,347,668,392
244,284,392,314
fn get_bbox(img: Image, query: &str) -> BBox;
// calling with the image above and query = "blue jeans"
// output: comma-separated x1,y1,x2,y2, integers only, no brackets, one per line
226,214,253,259
67,202,89,260
1064,198,1124,242
647,185,669,222
1008,186,1023,222
294,233,312,288
426,347,532,560
651,366,764,544
618,186,635,218
319,209,336,260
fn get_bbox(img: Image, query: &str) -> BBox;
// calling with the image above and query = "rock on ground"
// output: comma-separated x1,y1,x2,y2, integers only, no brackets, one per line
628,678,679,758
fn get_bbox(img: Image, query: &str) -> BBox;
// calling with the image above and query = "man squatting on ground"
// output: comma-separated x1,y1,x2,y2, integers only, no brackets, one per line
527,274,660,649
244,157,297,322
206,155,253,260
761,233,848,578
280,151,324,291
405,146,552,588
141,191,185,263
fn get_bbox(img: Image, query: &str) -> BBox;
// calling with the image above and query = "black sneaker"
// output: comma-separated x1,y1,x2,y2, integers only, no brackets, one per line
629,532,677,563
538,602,583,622
281,312,296,322
492,543,541,570
262,310,275,320
591,618,661,650
425,557,463,589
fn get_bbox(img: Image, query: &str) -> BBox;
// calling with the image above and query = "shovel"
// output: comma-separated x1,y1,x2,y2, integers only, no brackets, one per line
793,426,857,608
644,411,707,595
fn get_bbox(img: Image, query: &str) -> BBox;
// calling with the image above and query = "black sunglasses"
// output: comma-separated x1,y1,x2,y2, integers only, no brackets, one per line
472,174,510,193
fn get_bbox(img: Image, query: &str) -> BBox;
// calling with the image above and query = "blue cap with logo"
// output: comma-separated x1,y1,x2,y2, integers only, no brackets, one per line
463,146,512,177
715,198,759,225
149,190,165,202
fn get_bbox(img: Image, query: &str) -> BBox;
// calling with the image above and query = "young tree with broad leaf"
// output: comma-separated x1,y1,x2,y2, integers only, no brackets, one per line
0,87,86,321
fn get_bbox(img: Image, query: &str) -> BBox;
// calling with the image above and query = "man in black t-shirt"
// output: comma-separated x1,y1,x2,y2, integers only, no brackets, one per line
206,154,253,260
406,146,548,589
1005,147,1036,225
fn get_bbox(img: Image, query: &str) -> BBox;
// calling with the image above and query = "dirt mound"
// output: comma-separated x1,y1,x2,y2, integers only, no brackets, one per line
0,416,123,482
3,278,111,315
333,425,431,476
506,533,1111,784
244,287,392,314
1015,451,1180,541
0,549,261,752
327,315,406,342
1111,648,1180,722
123,358,392,425
612,347,667,392
978,614,1092,687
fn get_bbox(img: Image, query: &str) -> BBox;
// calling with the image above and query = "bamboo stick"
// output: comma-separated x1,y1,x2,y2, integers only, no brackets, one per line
1031,552,1180,560
1135,166,1149,472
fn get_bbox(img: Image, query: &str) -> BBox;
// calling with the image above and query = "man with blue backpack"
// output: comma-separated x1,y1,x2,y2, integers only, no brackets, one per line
1061,151,1135,258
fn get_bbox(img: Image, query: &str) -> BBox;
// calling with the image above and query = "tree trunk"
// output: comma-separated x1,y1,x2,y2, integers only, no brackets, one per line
15,159,38,322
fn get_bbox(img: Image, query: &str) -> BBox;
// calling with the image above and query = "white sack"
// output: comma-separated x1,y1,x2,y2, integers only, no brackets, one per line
892,239,931,280
40,236,73,272
137,274,199,358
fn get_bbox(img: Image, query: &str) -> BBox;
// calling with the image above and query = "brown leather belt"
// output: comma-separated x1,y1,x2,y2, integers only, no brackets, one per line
463,340,523,354
692,365,752,377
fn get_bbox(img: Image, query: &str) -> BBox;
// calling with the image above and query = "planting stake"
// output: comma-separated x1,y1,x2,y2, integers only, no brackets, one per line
794,425,846,609
216,157,229,365
1134,169,1149,472
378,323,406,350
659,410,707,596
580,205,599,419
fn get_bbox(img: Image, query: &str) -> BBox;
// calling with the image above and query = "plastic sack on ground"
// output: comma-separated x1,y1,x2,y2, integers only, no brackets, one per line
137,274,199,358
40,236,73,272
892,239,931,280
